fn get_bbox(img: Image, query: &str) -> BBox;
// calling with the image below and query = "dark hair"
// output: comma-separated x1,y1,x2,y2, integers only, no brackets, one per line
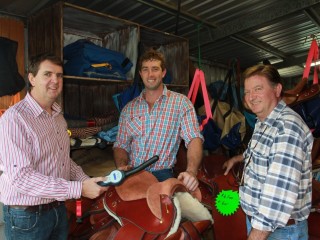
138,49,166,71
28,54,63,77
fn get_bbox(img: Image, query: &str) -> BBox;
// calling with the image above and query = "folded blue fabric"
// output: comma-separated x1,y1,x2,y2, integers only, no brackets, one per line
63,39,133,80
97,126,118,142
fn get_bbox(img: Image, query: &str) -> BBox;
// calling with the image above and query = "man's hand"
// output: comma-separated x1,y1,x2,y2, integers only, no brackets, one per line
81,177,109,199
222,159,235,176
117,165,132,171
247,228,270,240
177,171,198,192
223,154,243,175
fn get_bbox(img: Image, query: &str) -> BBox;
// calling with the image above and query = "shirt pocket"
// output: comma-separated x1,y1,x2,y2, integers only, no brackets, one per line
250,142,271,179
127,115,145,138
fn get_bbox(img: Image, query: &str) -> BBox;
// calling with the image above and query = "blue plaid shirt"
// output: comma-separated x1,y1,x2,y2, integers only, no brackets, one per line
240,100,313,231
114,85,203,171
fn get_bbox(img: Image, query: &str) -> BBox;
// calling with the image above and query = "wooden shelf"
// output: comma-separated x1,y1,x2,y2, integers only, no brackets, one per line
28,1,189,118
63,75,133,84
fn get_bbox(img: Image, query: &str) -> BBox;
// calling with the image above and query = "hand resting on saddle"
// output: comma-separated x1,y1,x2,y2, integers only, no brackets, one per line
177,171,199,192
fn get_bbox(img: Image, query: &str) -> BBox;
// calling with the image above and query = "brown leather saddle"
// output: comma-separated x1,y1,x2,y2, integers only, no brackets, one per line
67,170,213,240
283,77,320,106
103,170,213,239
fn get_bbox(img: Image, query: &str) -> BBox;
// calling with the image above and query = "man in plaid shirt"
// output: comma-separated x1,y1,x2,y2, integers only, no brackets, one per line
113,49,203,191
223,64,313,240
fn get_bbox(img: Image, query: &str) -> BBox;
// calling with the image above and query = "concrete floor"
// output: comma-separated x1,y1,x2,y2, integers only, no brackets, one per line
71,145,116,177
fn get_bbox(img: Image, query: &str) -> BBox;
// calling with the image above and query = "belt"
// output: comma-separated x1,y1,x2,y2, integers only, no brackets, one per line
151,168,173,173
247,216,295,226
7,201,65,212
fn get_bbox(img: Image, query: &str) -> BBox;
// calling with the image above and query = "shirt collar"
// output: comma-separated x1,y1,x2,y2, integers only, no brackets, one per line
25,92,62,117
139,84,169,103
256,100,286,127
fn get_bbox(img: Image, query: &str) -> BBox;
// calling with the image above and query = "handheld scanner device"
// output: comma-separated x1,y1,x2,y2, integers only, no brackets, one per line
97,155,159,186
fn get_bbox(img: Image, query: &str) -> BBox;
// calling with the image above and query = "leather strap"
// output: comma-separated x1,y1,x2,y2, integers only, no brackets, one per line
187,69,212,130
114,223,147,240
181,221,201,239
303,39,319,84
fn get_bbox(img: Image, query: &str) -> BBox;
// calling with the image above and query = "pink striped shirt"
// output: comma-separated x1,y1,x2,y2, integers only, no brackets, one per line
0,93,89,205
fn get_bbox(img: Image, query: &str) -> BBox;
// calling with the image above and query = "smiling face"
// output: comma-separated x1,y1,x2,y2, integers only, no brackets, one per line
139,59,166,92
28,59,63,110
244,74,282,121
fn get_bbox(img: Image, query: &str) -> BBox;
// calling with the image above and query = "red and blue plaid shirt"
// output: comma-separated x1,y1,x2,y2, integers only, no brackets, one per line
114,85,203,171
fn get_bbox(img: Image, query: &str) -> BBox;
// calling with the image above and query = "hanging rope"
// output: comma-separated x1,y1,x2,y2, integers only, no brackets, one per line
197,22,203,69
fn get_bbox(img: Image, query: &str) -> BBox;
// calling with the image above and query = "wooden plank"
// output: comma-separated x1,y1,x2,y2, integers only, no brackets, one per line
0,18,10,38
64,83,80,117
28,3,62,58
80,85,94,118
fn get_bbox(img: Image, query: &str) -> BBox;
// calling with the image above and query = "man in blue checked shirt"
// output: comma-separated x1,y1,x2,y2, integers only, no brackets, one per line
223,64,313,240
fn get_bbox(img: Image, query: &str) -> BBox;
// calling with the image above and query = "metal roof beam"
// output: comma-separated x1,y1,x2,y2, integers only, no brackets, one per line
136,0,218,27
273,55,307,69
303,8,320,29
189,0,320,50
230,35,287,60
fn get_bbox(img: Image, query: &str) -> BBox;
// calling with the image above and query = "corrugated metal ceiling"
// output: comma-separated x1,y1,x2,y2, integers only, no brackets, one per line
1,0,320,79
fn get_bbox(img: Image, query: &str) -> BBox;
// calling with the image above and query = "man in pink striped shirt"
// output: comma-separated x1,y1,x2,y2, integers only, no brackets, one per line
0,54,108,240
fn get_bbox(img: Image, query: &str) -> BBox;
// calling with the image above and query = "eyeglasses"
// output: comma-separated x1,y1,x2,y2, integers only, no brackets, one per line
238,124,268,187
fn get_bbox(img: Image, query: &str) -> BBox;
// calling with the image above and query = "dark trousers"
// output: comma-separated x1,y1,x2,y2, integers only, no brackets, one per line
151,168,174,182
